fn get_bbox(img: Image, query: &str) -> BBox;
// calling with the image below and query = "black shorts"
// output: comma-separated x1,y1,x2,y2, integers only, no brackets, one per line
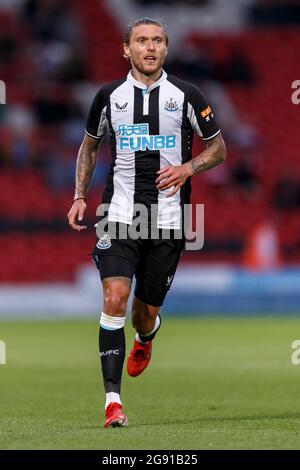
92,223,184,307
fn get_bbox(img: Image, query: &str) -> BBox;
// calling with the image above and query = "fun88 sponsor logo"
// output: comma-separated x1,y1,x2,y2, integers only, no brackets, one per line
118,123,176,151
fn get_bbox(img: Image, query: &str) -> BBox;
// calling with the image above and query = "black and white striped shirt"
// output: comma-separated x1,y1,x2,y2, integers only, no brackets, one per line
86,70,220,229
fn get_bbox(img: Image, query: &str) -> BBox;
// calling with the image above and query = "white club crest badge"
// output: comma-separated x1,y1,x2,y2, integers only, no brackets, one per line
164,98,179,112
96,234,112,250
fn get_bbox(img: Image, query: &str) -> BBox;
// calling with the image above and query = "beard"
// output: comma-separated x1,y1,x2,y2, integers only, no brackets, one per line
130,56,165,76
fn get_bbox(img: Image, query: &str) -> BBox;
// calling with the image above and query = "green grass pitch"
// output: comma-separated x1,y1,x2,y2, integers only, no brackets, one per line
1,317,300,450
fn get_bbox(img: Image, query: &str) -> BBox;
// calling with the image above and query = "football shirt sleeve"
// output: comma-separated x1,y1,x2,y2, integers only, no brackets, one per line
187,86,220,141
85,88,108,140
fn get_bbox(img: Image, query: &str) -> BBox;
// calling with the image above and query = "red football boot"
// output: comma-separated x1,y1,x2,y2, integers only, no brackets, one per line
104,402,128,428
127,339,152,377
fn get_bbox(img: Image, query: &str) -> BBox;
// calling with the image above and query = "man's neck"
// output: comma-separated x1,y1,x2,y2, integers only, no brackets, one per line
131,67,163,88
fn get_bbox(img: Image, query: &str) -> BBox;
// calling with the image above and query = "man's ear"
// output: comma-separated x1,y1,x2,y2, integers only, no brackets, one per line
123,44,131,60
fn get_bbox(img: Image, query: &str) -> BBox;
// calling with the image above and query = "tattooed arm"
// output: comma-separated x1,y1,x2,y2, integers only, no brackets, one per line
68,134,100,231
74,134,100,199
156,133,226,198
189,133,226,175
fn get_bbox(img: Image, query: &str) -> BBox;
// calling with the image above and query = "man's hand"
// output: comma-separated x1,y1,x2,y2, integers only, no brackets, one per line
67,199,87,231
156,163,192,197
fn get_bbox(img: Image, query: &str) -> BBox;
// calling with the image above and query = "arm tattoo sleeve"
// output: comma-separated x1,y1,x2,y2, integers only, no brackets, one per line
190,134,226,176
191,158,209,175
74,136,100,199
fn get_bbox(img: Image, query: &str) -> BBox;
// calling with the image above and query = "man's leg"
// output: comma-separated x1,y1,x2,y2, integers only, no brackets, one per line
127,236,184,377
93,253,135,427
100,277,130,411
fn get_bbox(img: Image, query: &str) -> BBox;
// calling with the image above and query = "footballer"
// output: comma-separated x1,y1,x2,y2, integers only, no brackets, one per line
68,18,226,427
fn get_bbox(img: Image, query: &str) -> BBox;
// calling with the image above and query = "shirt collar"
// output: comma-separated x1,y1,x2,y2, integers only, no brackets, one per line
127,69,167,91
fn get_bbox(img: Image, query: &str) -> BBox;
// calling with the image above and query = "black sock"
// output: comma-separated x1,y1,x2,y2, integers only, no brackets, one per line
139,314,161,343
99,326,125,393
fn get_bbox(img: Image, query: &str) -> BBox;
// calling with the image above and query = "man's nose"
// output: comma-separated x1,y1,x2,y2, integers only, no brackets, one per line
147,41,155,50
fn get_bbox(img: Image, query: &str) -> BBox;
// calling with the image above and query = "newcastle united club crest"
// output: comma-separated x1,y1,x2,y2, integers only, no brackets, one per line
164,98,179,112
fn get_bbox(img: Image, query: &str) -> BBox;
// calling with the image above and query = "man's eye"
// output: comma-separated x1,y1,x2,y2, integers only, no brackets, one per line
138,39,145,44
155,38,162,43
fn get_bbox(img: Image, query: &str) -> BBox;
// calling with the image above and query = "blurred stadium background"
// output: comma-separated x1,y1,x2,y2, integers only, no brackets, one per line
0,0,300,318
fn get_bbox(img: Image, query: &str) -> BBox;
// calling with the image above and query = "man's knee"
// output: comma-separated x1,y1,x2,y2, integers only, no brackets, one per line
103,279,130,316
